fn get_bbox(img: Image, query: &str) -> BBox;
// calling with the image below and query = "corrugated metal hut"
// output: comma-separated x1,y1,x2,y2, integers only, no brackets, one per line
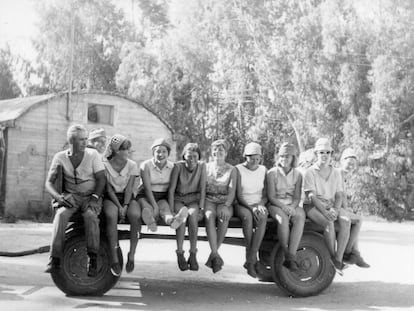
0,91,176,219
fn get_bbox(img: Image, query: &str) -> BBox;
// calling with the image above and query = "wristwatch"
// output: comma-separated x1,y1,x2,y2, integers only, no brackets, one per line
91,193,99,200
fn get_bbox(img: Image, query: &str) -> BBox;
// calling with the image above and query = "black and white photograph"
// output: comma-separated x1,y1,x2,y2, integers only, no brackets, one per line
0,0,413,310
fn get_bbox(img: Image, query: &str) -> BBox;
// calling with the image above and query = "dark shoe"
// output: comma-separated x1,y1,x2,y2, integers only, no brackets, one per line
126,253,135,273
330,257,345,276
354,254,370,268
211,255,223,274
188,251,199,271
45,257,60,273
343,252,356,265
246,262,257,278
205,253,213,268
110,262,122,277
176,250,188,271
88,254,98,277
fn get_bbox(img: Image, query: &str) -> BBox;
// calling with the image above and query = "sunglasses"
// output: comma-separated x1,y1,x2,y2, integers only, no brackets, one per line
317,151,332,155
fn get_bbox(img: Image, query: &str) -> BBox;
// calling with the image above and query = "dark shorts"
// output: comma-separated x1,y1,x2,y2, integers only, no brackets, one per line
175,192,200,205
136,191,168,202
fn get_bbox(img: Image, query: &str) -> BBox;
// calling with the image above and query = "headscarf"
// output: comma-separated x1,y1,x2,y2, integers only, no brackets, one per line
104,134,127,159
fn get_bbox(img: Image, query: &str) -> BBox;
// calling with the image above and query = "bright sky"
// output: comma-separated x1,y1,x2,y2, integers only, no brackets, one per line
0,0,38,60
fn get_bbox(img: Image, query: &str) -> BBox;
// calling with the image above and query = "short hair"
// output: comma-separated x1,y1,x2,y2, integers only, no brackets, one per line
67,124,87,144
181,143,201,160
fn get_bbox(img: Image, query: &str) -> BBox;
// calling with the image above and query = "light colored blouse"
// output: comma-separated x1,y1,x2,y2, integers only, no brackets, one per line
206,162,234,204
104,159,138,193
140,158,174,192
303,163,343,204
236,164,266,206
268,165,301,206
48,148,104,196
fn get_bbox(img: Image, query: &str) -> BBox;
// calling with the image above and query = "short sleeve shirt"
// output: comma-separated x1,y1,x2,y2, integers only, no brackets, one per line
104,159,139,193
140,158,174,192
236,164,266,206
268,165,301,206
48,148,104,195
303,163,343,204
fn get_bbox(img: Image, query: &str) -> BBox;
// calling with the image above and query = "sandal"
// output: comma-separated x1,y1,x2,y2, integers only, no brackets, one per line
125,253,135,273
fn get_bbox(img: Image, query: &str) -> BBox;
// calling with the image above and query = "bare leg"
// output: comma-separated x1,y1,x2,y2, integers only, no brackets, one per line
127,200,141,260
174,201,186,252
289,208,306,256
217,204,233,250
103,200,119,264
248,211,268,264
336,214,351,262
307,208,336,257
236,204,253,262
269,205,290,254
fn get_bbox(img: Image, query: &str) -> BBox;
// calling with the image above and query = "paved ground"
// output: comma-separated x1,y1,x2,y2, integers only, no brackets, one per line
0,219,413,310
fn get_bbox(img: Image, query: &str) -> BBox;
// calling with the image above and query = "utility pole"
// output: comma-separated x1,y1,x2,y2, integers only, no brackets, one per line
67,0,75,120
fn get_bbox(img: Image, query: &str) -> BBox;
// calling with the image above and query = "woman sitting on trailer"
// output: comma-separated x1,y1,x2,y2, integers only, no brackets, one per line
102,134,140,276
168,143,206,271
204,139,237,273
338,148,369,268
235,142,268,278
303,138,348,275
267,142,305,271
136,138,188,232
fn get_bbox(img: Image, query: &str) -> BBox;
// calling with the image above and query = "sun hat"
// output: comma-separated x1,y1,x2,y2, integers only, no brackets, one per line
151,138,171,153
88,128,106,141
243,142,262,156
314,138,333,152
341,148,357,161
277,142,298,167
211,139,229,151
104,134,127,158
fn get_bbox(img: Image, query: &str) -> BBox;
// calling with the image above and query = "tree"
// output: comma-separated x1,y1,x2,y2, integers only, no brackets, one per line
0,48,21,99
33,0,135,92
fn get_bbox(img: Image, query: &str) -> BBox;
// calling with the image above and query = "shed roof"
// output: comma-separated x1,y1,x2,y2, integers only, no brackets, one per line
0,92,173,133
0,94,55,127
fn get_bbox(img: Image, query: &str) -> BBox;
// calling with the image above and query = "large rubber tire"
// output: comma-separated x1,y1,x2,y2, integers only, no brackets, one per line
51,230,122,296
271,231,335,297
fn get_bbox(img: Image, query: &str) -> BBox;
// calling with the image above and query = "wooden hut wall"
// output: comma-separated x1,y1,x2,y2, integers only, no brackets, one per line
4,93,175,217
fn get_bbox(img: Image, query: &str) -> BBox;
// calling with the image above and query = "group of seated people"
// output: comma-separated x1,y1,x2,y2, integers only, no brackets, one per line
44,124,369,279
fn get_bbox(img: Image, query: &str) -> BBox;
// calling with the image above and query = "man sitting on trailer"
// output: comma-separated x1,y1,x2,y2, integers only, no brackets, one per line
44,124,106,277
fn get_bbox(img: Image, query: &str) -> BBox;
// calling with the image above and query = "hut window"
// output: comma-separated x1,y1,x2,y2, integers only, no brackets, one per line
88,104,114,125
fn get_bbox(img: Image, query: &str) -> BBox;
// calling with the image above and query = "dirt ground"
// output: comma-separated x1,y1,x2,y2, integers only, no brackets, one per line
0,219,413,311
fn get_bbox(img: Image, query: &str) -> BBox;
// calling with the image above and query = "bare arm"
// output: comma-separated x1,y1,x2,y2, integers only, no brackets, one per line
168,164,179,212
290,173,302,209
106,182,123,209
236,167,253,209
93,170,106,198
224,167,237,207
141,164,158,209
124,175,136,206
199,162,206,211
